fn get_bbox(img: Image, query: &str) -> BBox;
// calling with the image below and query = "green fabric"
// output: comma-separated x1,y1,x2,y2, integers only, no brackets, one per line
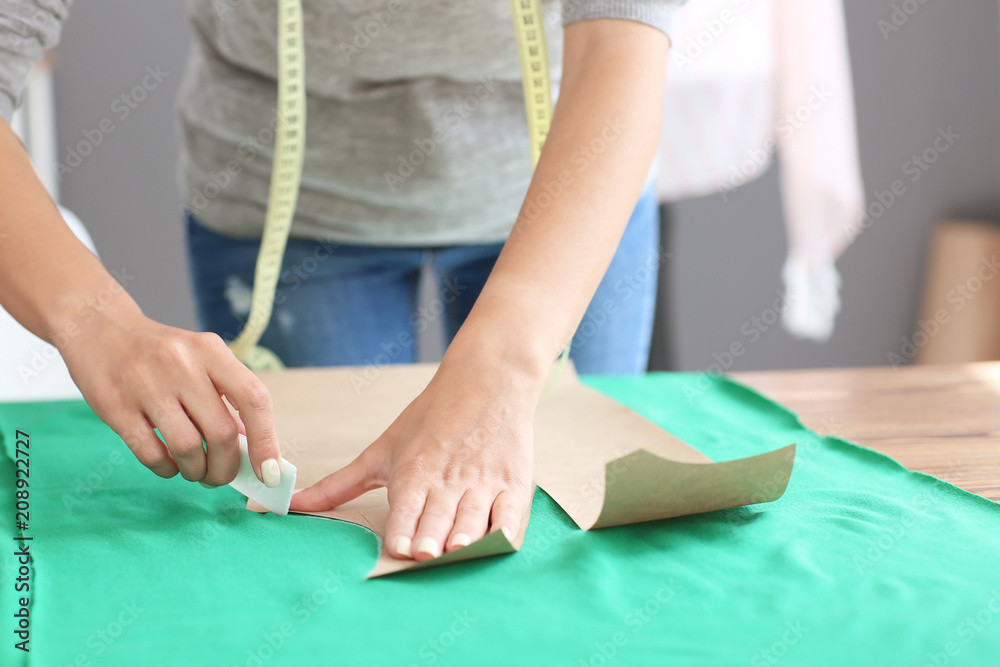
1,373,998,666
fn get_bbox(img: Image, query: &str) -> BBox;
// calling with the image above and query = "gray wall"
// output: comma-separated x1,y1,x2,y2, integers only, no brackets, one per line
54,2,194,329
654,0,1000,371
51,1,1000,371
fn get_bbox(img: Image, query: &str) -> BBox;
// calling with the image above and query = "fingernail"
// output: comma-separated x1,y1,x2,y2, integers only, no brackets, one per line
500,527,514,542
261,458,280,488
199,481,218,489
394,536,412,558
450,533,472,548
415,537,441,558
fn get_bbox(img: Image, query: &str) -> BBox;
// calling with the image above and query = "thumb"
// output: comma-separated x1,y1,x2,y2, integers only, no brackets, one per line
290,448,382,512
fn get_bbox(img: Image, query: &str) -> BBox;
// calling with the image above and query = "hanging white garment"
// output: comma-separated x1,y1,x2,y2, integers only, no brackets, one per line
657,0,864,342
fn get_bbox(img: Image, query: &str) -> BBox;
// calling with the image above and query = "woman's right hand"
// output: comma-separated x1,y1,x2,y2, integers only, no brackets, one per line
0,116,281,486
58,307,282,488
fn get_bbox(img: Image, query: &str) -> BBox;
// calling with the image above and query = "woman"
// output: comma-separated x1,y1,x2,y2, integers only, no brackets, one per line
0,0,676,562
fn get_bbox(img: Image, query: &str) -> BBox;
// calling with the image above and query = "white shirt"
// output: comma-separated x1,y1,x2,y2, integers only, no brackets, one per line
656,0,864,341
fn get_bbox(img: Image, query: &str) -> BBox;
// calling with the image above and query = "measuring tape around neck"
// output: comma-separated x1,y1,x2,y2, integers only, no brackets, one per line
508,0,572,380
227,0,306,370
509,0,553,168
230,0,569,373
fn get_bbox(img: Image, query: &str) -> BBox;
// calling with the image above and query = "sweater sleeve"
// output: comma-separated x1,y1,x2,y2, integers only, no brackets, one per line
561,0,683,39
0,0,71,123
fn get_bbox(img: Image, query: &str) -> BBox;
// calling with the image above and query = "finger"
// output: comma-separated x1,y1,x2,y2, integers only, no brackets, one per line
117,418,179,478
220,392,247,436
384,485,428,560
208,347,281,487
181,383,241,486
489,488,530,549
290,452,379,512
152,405,208,482
445,489,492,552
411,491,461,561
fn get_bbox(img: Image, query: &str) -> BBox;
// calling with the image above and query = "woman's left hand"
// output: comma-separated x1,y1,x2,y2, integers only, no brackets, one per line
290,15,671,561
289,349,541,560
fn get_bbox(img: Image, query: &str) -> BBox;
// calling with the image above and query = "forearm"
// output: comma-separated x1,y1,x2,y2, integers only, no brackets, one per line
449,19,669,386
0,119,143,347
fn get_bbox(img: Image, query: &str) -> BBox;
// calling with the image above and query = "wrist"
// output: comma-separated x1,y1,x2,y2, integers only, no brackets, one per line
442,317,562,399
48,277,145,352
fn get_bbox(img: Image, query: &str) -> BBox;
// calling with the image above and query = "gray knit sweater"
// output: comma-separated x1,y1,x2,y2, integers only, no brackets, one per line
1,0,679,245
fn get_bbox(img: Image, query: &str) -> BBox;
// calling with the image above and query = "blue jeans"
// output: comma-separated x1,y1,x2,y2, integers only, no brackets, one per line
185,187,660,374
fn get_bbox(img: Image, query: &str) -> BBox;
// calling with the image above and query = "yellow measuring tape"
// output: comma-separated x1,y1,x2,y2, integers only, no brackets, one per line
227,0,306,370
508,0,573,380
230,0,569,373
509,0,553,167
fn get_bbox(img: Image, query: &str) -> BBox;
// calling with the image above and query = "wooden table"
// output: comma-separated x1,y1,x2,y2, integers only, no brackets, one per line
733,362,1000,502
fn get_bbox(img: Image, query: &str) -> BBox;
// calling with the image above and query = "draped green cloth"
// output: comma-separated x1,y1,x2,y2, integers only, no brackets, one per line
1,373,997,666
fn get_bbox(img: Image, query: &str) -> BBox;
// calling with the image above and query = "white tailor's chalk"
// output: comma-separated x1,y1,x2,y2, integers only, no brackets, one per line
228,434,297,516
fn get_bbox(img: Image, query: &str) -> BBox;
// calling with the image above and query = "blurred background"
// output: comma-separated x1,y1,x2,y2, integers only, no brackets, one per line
7,0,1000,383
